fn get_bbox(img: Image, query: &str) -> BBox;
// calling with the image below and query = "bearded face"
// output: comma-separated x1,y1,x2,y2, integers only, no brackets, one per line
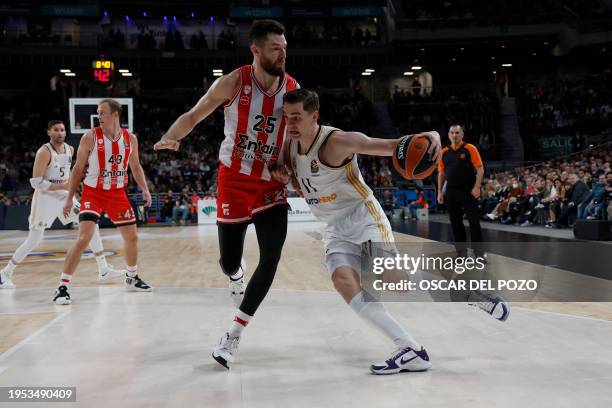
260,53,285,77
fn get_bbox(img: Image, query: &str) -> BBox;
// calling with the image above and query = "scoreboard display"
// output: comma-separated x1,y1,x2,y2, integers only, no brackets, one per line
92,60,114,83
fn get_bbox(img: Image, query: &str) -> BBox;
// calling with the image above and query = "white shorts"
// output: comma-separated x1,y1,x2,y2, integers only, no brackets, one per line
28,190,79,230
324,199,396,276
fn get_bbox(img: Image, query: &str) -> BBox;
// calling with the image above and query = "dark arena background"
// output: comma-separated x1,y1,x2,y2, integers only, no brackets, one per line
0,1,611,407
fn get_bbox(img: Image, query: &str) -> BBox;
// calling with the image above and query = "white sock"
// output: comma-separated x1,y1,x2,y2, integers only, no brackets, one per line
127,265,137,278
2,260,17,275
349,291,421,350
95,255,108,272
60,273,72,288
228,309,252,338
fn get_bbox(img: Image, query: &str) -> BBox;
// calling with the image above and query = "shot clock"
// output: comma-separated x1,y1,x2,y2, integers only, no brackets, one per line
92,60,114,83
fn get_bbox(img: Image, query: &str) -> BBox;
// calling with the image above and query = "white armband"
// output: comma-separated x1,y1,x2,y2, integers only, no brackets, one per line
30,177,51,191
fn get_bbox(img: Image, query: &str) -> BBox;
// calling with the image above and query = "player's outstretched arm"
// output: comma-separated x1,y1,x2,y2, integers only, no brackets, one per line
154,69,241,151
322,131,398,166
62,132,93,217
128,134,152,207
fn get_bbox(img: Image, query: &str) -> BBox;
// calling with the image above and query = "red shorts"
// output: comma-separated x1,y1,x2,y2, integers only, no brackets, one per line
80,185,136,226
216,163,287,224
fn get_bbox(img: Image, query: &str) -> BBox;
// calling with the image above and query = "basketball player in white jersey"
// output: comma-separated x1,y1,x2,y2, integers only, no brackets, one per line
154,20,299,369
272,89,436,374
0,120,124,289
52,99,153,304
274,89,509,374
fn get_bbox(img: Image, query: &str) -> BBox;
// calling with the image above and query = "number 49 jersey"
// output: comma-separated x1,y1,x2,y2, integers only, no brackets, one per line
220,65,299,181
83,127,132,190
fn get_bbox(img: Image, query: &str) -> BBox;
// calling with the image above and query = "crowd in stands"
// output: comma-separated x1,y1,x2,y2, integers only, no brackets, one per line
389,87,500,158
399,0,611,27
284,22,379,48
518,72,612,138
477,142,612,227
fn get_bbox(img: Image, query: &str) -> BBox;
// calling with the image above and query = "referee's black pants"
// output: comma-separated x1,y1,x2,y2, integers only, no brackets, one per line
445,187,483,257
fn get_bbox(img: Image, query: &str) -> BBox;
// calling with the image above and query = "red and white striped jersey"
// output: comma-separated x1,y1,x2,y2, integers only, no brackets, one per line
83,127,132,190
220,65,299,181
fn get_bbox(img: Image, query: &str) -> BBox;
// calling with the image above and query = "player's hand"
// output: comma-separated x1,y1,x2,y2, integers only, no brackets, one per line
142,190,152,207
437,192,444,205
269,163,291,185
153,136,180,151
62,199,72,218
427,131,442,162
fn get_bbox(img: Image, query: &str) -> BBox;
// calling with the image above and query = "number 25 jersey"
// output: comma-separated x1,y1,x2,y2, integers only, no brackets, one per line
219,64,299,181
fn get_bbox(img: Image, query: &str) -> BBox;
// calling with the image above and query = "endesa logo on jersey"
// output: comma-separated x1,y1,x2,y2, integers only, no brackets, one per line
306,192,337,205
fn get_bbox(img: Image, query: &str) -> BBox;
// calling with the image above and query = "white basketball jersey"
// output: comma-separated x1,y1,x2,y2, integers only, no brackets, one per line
43,142,72,185
288,125,376,223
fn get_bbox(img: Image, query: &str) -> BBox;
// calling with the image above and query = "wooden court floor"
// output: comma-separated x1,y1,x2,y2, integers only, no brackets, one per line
1,224,611,354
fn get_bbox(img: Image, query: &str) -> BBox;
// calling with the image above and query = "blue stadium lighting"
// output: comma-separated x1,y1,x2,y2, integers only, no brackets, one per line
125,15,130,22
210,16,214,23
163,16,168,21
143,11,147,17
103,11,108,16
191,12,195,18
173,16,177,21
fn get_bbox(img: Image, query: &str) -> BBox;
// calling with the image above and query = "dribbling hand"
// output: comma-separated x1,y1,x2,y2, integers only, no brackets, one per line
153,136,180,151
427,132,442,162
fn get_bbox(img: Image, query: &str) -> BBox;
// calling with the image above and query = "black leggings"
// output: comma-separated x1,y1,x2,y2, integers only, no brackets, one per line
218,204,288,316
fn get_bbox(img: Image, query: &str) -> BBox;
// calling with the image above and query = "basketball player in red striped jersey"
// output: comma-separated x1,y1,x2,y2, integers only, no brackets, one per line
53,99,153,305
154,20,298,368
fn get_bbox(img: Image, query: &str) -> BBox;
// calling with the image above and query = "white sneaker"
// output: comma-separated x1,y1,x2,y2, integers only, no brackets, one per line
0,270,16,289
212,332,240,369
98,264,126,281
486,213,496,220
370,346,432,375
229,258,246,307
468,290,510,321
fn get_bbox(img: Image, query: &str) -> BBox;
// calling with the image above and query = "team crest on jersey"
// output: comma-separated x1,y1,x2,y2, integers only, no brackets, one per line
243,85,252,94
240,96,250,106
310,160,319,174
98,138,104,145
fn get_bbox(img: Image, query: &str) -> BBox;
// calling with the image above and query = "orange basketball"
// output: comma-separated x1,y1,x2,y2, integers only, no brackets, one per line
392,133,438,180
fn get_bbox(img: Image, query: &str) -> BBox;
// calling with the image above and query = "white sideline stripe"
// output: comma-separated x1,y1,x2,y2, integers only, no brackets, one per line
514,306,612,324
0,310,71,363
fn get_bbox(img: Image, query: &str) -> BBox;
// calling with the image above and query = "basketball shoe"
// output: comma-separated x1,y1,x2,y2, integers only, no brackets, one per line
53,285,71,305
0,269,15,289
229,258,246,307
212,332,240,369
468,290,510,321
370,346,432,375
125,274,153,292
98,264,126,281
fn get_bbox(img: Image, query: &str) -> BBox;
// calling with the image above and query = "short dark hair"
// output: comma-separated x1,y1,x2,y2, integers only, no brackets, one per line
283,89,319,113
99,98,122,115
47,120,64,129
249,19,285,45
449,124,464,132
